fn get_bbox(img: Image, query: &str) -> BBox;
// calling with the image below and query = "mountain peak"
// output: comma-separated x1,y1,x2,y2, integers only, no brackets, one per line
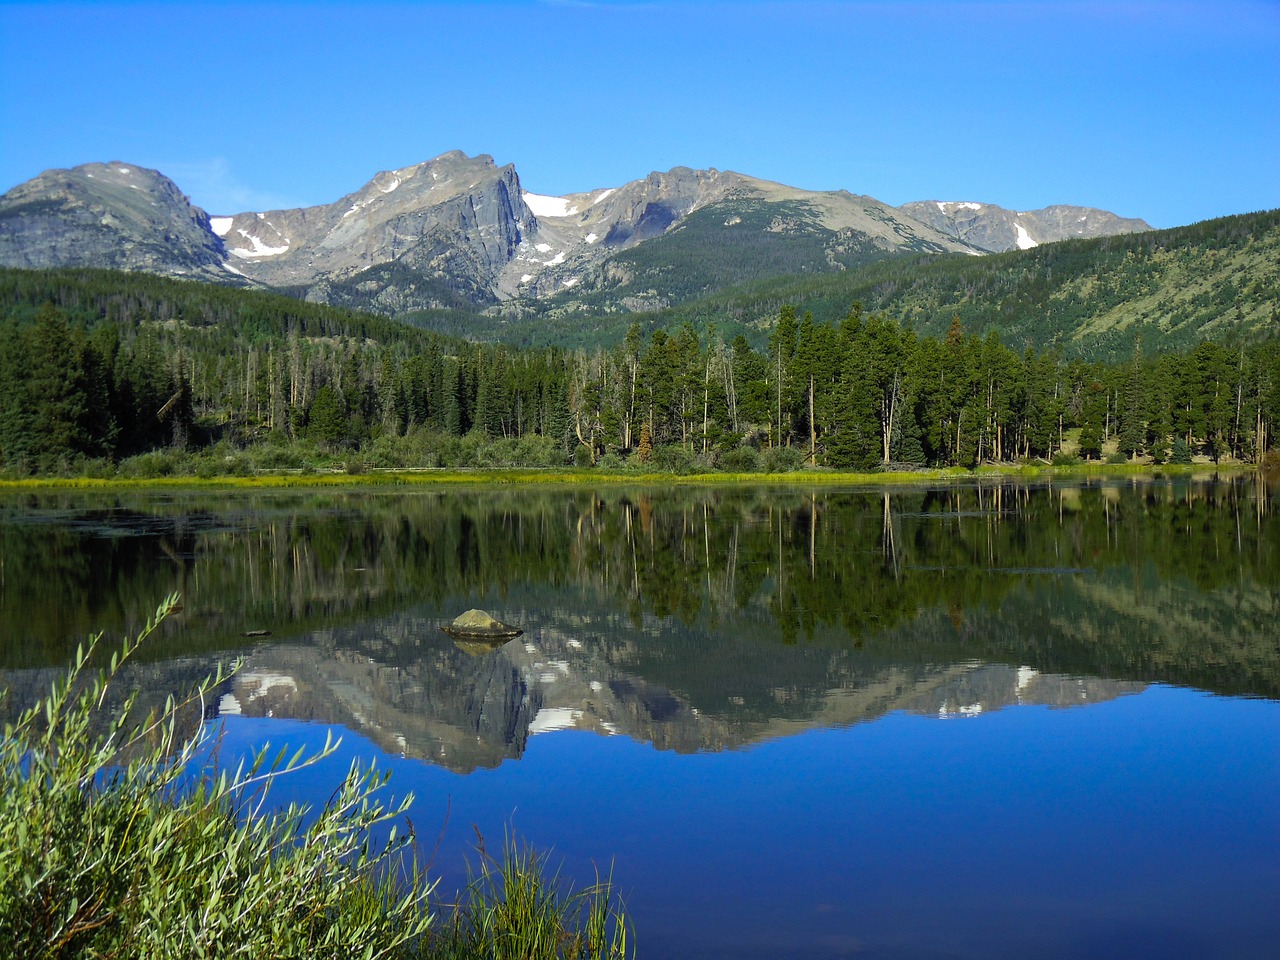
0,159,226,276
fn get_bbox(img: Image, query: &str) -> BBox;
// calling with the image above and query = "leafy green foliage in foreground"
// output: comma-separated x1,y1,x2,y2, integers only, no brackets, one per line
0,597,633,960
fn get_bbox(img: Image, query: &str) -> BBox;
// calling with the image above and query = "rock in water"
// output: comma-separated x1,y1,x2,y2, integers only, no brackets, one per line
441,609,523,641
452,609,501,630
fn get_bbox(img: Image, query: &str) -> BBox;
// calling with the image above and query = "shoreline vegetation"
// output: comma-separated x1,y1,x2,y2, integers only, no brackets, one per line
0,596,634,959
2,271,1276,488
0,459,1266,492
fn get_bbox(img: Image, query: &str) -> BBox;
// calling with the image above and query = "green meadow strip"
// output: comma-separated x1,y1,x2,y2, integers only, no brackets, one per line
0,461,1255,492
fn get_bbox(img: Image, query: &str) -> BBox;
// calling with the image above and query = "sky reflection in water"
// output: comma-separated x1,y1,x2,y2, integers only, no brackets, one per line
211,684,1279,960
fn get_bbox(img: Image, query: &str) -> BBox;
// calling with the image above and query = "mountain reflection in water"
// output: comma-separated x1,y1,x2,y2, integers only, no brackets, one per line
0,475,1276,744
213,616,1146,774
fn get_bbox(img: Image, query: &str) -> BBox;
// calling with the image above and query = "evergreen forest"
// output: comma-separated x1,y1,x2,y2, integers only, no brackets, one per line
1,267,1276,476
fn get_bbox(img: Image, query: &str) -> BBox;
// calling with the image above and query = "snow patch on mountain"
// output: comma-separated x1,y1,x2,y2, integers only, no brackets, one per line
209,217,233,237
523,193,579,218
230,229,290,258
1014,223,1038,250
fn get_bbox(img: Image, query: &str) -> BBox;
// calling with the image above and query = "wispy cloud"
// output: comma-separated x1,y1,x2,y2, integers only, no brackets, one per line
153,158,308,215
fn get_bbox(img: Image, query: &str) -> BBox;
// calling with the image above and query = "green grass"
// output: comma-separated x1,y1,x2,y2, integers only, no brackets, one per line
0,460,1254,493
433,833,631,960
0,597,633,960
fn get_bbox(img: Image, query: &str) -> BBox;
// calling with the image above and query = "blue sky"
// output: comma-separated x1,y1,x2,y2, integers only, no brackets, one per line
1,0,1276,228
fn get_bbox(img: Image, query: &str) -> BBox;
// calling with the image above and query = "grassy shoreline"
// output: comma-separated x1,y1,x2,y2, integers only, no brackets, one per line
0,461,1258,492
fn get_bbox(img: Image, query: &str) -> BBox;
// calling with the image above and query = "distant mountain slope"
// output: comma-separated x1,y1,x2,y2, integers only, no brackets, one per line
201,159,981,312
899,200,1152,253
518,193,974,316
456,209,1280,360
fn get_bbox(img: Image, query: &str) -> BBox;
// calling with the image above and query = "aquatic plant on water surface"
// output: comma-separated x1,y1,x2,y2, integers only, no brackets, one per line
0,596,634,960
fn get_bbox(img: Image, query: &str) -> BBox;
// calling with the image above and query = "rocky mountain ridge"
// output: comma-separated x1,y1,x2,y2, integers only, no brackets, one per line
899,199,1153,253
0,152,1153,315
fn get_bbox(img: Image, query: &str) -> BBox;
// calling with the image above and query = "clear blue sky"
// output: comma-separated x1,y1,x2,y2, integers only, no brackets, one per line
2,0,1277,228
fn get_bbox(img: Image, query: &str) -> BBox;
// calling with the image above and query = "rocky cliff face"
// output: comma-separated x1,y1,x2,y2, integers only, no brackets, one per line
208,151,533,307
898,200,1152,252
0,162,227,277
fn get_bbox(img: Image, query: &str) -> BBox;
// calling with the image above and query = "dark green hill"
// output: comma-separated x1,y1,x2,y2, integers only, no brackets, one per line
441,208,1280,360
0,266,437,347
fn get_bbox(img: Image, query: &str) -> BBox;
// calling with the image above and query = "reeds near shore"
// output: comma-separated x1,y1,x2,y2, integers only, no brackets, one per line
0,596,632,960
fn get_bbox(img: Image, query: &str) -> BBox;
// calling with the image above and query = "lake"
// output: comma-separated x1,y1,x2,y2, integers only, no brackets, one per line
1,476,1277,959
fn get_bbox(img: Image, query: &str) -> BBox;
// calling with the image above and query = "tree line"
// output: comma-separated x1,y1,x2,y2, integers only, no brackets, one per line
0,268,1276,473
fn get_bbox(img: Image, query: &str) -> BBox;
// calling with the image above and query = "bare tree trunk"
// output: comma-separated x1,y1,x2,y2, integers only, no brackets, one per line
808,375,816,465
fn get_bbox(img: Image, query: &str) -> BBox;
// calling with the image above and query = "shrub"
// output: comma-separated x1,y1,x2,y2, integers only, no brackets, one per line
596,453,625,471
718,446,761,473
0,595,433,959
1051,451,1082,467
649,444,695,474
117,448,192,478
249,442,310,471
516,434,562,468
1170,437,1193,464
1106,451,1129,464
79,458,118,480
761,445,804,473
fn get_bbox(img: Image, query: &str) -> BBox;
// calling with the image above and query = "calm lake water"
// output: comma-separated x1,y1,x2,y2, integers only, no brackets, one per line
2,477,1278,959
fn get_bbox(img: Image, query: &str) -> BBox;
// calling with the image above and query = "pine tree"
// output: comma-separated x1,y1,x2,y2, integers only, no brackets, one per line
25,304,90,466
308,384,346,449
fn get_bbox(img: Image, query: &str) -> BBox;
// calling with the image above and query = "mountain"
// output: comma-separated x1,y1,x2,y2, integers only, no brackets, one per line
898,200,1152,253
508,174,990,316
0,161,228,278
197,155,985,312
211,151,530,310
1,152,1151,318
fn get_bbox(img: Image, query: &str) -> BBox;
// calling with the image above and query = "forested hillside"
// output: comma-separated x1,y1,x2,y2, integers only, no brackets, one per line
0,267,1276,476
450,209,1280,360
